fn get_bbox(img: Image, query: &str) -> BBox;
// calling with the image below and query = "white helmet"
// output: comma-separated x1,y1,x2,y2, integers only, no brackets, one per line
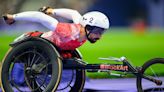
80,11,110,29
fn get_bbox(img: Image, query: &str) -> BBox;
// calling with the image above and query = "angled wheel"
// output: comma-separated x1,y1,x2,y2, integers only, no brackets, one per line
56,69,85,92
1,40,62,92
56,50,86,92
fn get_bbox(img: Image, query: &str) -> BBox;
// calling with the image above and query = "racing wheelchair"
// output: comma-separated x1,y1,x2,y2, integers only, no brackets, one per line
1,31,164,92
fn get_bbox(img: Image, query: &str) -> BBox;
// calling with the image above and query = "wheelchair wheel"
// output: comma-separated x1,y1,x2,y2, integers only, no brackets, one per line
56,69,85,92
55,50,86,92
137,58,164,92
1,40,62,92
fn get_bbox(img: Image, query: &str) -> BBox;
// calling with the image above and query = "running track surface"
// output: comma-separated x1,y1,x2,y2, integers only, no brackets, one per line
1,77,164,92
84,78,137,92
0,78,136,92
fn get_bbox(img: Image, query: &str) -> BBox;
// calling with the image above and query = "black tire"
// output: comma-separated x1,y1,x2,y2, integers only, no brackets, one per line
56,69,85,92
56,50,86,92
1,40,62,92
137,58,164,92
70,69,85,92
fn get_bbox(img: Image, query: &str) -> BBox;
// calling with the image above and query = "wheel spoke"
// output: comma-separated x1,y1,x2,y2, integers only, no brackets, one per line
36,76,45,85
27,54,31,66
30,52,36,66
32,80,35,89
150,67,159,79
33,56,41,65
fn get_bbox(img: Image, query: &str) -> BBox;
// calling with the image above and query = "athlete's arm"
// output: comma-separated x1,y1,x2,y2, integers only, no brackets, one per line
51,9,82,24
13,11,58,31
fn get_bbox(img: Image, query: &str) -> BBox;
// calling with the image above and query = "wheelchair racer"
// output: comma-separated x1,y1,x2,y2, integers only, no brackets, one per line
3,6,109,50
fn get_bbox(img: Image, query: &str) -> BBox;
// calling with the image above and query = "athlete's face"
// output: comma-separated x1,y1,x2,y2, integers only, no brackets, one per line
86,27,105,43
87,32,102,43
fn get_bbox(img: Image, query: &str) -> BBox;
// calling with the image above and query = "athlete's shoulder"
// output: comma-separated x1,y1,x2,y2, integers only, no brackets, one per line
55,23,74,37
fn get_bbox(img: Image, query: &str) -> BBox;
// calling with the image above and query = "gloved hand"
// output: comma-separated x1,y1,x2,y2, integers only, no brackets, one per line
2,14,15,25
38,6,52,15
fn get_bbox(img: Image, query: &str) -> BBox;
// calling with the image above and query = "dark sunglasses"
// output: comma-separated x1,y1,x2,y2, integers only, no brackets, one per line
86,25,105,35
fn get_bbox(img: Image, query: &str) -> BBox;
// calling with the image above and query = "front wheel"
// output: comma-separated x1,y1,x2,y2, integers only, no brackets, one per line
137,58,164,92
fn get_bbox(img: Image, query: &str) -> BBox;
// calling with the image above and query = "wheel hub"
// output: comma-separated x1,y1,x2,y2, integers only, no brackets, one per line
25,67,35,78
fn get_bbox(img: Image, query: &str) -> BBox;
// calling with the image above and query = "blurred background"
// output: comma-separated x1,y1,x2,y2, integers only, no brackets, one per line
0,0,164,78
0,0,164,28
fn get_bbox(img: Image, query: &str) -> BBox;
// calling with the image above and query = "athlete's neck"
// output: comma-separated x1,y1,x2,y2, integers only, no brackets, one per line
78,25,86,42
